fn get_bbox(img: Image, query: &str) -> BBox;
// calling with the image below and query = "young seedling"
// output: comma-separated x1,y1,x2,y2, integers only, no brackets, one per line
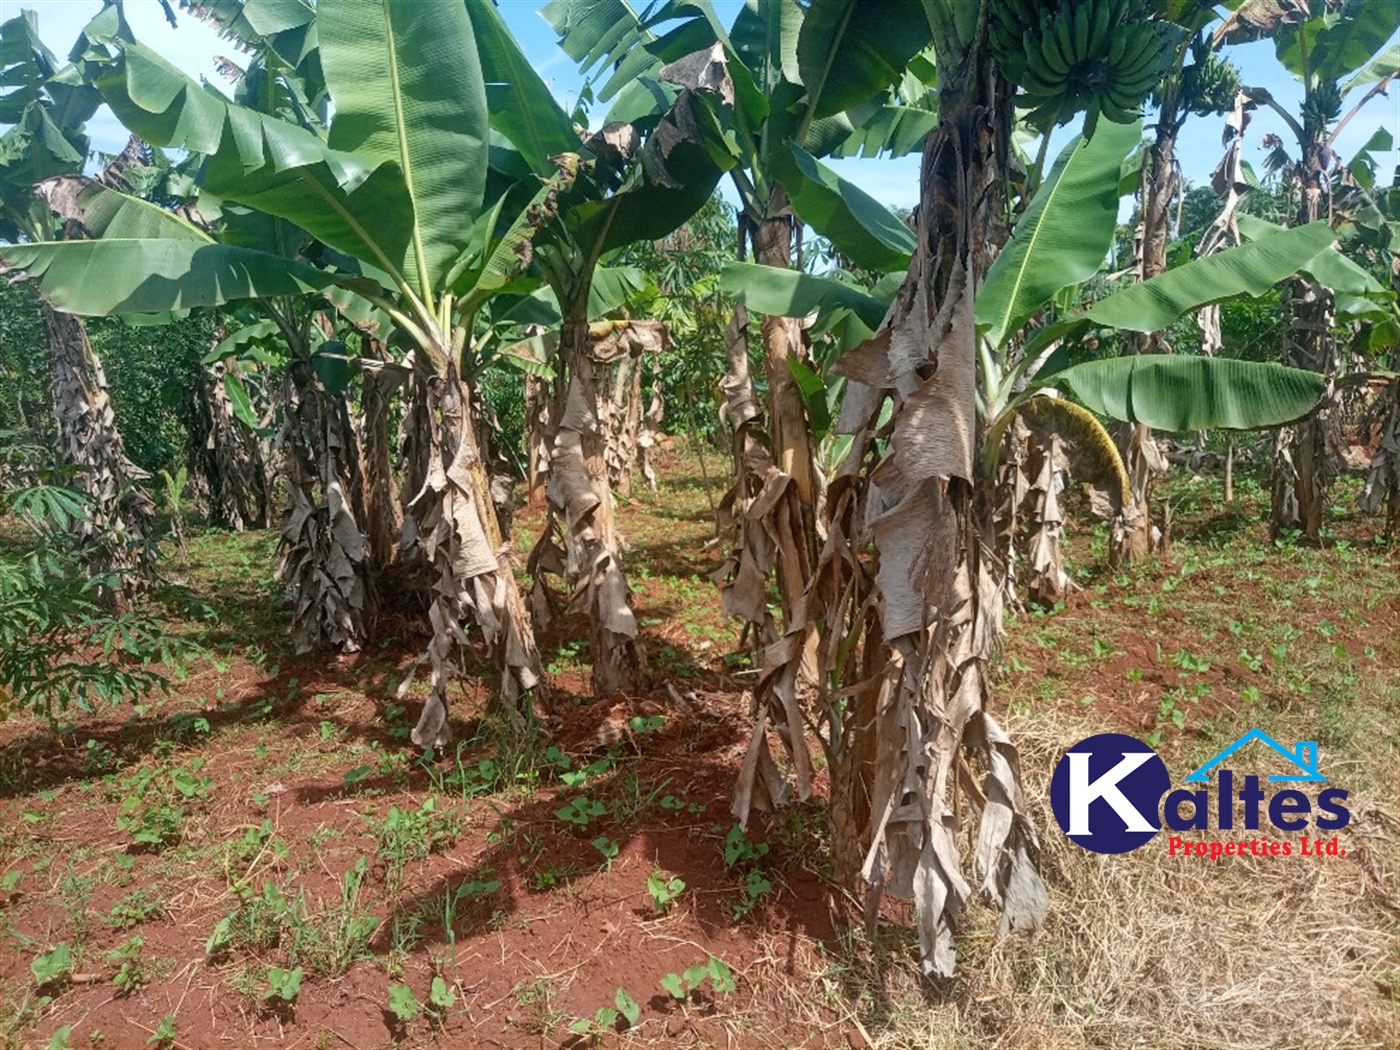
561,757,612,788
659,794,705,815
660,957,735,1001
729,868,774,920
264,965,303,1005
146,1016,176,1049
723,825,769,868
31,944,72,987
107,936,145,996
591,835,620,868
569,988,641,1036
388,984,420,1022
647,870,685,914
106,889,167,929
555,796,606,828
629,714,666,734
429,975,456,1017
722,825,773,918
171,759,213,800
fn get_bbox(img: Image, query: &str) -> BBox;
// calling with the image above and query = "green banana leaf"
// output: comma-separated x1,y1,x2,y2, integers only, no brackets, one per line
93,42,227,156
730,0,802,97
202,319,281,365
0,11,101,239
977,119,1141,351
1277,2,1399,88
1343,38,1400,93
1085,222,1338,331
187,0,317,74
786,144,915,272
223,370,259,431
465,0,578,176
202,110,415,288
826,103,938,159
795,0,931,119
719,261,889,330
1047,356,1326,431
1236,215,1382,294
451,180,564,312
40,177,210,242
540,0,659,102
589,265,647,319
318,0,488,297
94,41,415,286
788,357,832,437
1346,125,1394,188
0,238,335,315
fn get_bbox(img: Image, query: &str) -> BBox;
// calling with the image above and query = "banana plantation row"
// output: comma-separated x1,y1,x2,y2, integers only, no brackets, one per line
1,0,1396,978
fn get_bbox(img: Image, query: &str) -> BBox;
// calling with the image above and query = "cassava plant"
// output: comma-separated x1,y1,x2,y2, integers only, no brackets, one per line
2,2,561,741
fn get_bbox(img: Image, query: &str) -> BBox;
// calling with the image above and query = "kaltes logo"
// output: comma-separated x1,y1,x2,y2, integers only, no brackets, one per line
1050,729,1351,858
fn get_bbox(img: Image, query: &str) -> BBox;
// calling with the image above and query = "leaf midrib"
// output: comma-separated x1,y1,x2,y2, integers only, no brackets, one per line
802,2,854,129
491,13,550,169
380,0,430,300
990,141,1093,348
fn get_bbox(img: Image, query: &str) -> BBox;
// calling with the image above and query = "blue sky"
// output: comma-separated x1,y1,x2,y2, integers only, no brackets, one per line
12,0,1399,211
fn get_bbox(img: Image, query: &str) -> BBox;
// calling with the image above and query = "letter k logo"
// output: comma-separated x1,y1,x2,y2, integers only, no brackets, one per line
1051,734,1169,854
1067,752,1158,835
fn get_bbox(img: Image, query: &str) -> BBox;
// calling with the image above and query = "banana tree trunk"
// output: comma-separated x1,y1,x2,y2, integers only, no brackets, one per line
714,305,780,639
1023,431,1075,607
355,334,404,571
525,371,552,508
195,355,270,531
1111,122,1175,566
581,320,668,500
402,354,544,746
752,203,819,653
1272,140,1336,539
275,358,370,653
1361,379,1400,531
526,306,644,696
721,300,829,824
43,302,155,598
829,75,1044,978
713,197,821,699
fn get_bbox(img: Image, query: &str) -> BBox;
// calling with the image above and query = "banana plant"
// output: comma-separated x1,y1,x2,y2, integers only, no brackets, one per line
1219,0,1400,538
467,1,727,697
545,0,932,693
727,98,1335,978
1109,3,1243,566
0,10,155,600
1,2,561,744
20,2,394,655
194,310,278,532
525,127,724,697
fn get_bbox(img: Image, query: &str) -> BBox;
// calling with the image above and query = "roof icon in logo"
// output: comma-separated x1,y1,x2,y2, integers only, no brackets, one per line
1183,728,1326,783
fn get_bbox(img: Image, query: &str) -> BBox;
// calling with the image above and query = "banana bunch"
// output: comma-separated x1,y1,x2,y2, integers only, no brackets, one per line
1161,34,1242,119
1302,80,1343,135
990,0,1177,136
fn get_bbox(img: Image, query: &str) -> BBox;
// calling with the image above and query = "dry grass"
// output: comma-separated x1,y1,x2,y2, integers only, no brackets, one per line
813,703,1400,1050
